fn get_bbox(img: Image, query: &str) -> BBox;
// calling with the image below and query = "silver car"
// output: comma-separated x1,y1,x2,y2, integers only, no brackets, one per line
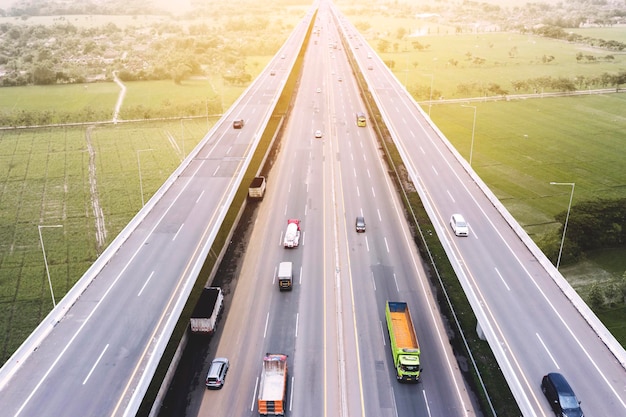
206,357,229,389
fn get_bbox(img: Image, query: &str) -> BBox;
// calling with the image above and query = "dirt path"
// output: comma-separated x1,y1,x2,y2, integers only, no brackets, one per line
112,71,127,124
85,126,107,252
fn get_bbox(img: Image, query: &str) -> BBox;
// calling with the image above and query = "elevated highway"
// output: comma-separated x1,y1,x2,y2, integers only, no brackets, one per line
332,3,626,416
0,8,317,417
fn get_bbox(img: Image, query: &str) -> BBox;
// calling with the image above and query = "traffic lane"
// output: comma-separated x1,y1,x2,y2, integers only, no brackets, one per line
12,228,194,416
418,137,626,415
335,105,477,416
287,42,331,417
196,146,309,416
5,169,234,416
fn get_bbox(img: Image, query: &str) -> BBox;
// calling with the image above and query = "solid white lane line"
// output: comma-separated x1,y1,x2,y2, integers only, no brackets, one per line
422,390,433,417
289,376,295,411
494,268,510,291
172,223,184,241
251,377,259,412
537,333,560,369
83,344,109,385
263,312,269,338
295,313,299,338
137,271,155,297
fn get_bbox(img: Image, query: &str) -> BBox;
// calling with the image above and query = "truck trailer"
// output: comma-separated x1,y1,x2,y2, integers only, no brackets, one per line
189,287,224,334
385,301,421,382
248,176,267,199
258,353,288,416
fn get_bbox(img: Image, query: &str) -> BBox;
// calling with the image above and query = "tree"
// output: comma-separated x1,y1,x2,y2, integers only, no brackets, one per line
412,41,425,51
171,63,192,84
588,284,604,310
377,39,390,53
33,65,56,85
487,83,507,95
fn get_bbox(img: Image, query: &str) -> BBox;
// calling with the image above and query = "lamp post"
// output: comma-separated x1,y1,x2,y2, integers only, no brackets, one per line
137,149,153,207
422,73,433,117
549,182,575,270
461,105,477,165
180,118,185,159
38,224,63,308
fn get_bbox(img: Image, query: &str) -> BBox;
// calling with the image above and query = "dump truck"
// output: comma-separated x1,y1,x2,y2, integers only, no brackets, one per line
277,261,293,291
283,219,301,248
258,353,288,416
189,287,223,334
385,301,421,382
248,176,267,199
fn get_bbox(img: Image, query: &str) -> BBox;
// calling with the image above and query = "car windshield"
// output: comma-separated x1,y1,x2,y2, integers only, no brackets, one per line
559,394,579,409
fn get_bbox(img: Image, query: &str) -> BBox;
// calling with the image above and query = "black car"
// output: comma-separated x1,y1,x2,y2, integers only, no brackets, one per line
541,372,584,417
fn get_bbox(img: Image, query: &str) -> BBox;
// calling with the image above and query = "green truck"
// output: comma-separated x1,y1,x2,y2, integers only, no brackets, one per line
385,301,421,382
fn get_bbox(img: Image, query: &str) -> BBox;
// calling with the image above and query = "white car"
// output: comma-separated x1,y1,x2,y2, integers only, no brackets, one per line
316,87,321,93
450,214,469,237
314,130,323,138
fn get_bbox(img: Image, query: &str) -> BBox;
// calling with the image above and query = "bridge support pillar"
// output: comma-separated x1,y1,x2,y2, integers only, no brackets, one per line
476,320,486,341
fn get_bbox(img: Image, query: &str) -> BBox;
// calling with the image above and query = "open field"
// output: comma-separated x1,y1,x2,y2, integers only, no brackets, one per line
0,79,251,124
0,83,119,114
570,25,626,43
0,119,210,363
380,32,626,99
429,93,626,239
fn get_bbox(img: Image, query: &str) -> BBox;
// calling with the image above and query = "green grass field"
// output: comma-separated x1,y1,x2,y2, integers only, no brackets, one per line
0,119,211,362
429,94,626,238
0,83,119,114
367,31,626,99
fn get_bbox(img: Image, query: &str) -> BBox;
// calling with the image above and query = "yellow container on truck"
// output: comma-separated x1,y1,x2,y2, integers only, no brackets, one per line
258,353,288,416
385,301,421,382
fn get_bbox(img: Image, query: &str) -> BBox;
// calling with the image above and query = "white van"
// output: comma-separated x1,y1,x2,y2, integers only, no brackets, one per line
450,214,469,237
277,262,293,291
